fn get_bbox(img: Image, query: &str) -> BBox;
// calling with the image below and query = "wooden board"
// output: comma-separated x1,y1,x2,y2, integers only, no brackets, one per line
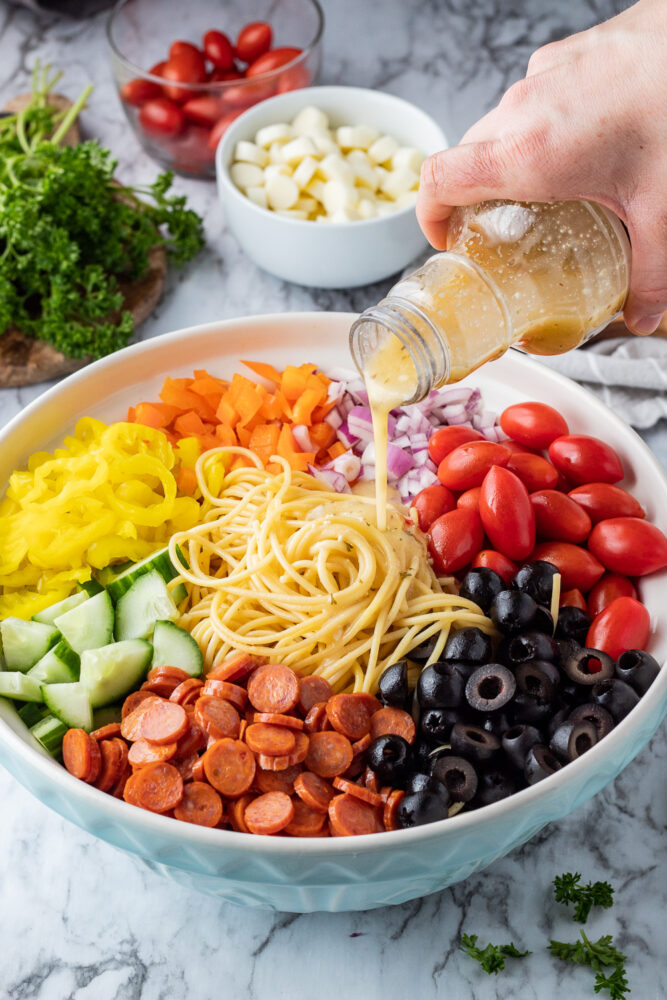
0,93,167,388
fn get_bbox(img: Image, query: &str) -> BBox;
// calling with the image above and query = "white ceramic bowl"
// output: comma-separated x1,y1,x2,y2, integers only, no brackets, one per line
215,86,447,287
0,312,665,913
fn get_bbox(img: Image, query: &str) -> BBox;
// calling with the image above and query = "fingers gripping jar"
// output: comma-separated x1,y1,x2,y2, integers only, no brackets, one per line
350,200,630,404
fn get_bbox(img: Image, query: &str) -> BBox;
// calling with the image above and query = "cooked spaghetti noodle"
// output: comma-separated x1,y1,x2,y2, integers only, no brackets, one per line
171,447,493,693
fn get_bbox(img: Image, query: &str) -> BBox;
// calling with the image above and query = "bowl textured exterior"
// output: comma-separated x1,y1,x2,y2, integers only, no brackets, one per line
0,313,665,912
216,87,448,287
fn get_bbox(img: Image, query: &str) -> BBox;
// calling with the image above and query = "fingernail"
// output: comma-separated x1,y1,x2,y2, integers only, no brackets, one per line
631,313,663,335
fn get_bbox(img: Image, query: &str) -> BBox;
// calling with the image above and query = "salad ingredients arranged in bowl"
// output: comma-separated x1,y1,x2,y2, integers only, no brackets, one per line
0,313,664,911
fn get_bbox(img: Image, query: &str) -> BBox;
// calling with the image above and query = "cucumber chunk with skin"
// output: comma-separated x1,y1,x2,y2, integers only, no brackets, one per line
32,591,88,626
30,714,68,756
115,571,178,641
79,578,104,597
106,548,183,603
18,701,50,727
91,703,123,730
0,618,60,672
0,671,44,701
79,639,152,707
55,590,114,654
42,682,93,731
27,639,80,685
151,620,203,676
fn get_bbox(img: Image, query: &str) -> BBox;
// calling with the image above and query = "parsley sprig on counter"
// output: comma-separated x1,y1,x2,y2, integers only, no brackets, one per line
553,872,615,923
0,65,204,360
459,934,531,974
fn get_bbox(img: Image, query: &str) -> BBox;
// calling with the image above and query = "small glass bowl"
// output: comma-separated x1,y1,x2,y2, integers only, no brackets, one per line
107,0,324,178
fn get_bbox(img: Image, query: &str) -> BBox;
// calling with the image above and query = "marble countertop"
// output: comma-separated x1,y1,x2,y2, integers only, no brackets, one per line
0,1,665,998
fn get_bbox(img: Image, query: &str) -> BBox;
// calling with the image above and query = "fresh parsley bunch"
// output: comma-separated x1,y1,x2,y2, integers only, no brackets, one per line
0,65,204,360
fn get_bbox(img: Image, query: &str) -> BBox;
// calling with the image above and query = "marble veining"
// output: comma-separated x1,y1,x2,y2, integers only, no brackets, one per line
0,1,664,997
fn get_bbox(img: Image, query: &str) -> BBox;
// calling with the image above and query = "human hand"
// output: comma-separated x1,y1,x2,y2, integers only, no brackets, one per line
416,0,667,335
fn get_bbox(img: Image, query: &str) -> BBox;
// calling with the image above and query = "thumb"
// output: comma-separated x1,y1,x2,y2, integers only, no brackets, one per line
623,220,667,335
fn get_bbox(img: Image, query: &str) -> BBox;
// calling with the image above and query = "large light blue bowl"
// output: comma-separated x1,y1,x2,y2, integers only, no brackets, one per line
0,313,665,912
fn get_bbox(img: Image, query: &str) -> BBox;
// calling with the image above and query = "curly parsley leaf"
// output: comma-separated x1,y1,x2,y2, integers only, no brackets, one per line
550,931,629,999
553,872,615,923
459,933,531,975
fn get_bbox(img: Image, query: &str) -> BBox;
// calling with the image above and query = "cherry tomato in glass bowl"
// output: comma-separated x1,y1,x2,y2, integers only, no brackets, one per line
162,52,208,103
479,465,535,561
183,96,226,128
246,47,302,77
588,517,667,576
427,508,484,574
427,426,483,466
585,596,650,661
170,40,204,61
499,401,569,450
567,482,645,523
277,64,312,93
138,98,185,136
203,30,235,71
236,22,273,64
411,484,456,533
207,109,245,151
121,78,163,107
587,573,637,617
471,549,518,585
437,441,510,491
548,435,624,485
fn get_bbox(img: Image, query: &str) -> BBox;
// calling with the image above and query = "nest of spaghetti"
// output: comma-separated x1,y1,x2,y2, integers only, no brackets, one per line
170,447,494,694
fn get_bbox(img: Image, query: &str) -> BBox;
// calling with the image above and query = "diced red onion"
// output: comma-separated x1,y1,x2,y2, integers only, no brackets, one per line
292,424,314,452
324,409,343,430
336,421,358,450
328,453,362,482
307,463,351,493
361,441,376,465
386,443,415,481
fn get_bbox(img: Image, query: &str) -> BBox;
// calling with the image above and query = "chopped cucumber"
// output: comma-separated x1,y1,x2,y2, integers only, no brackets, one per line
79,578,104,597
18,701,50,727
115,571,178,641
30,714,68,756
42,682,93,731
27,639,80,685
151,620,203,676
92,703,123,729
95,561,133,588
32,591,88,626
170,582,188,606
106,547,182,602
0,671,43,701
80,639,152,707
0,618,60,672
54,590,114,654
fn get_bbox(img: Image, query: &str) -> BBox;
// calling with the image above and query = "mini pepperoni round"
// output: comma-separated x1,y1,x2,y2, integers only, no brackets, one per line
202,678,248,711
191,756,206,783
293,771,335,813
204,738,256,797
325,693,373,741
124,761,183,813
120,695,162,741
333,776,383,807
207,652,257,683
285,730,309,766
298,674,333,715
383,789,405,831
304,731,353,778
94,737,125,792
328,793,383,836
111,761,131,799
362,767,380,793
244,791,294,835
90,722,122,741
62,729,101,783
136,700,189,745
253,712,304,731
121,689,156,720
175,752,198,782
341,755,365,780
143,666,190,698
229,793,254,832
245,723,296,756
351,692,382,716
146,665,190,684
284,798,327,837
169,677,204,706
173,781,223,827
304,702,328,733
352,733,371,756
369,706,416,744
255,763,302,795
194,695,241,740
176,718,207,758
247,664,299,714
128,738,178,768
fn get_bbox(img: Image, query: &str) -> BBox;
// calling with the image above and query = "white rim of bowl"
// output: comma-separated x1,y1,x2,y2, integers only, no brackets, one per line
0,313,664,854
215,86,447,229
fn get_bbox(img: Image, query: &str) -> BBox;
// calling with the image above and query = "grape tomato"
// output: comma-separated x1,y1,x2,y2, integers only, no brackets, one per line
236,22,273,64
411,484,456,533
138,98,185,136
427,426,484,466
499,402,569,449
568,482,645,523
548,435,624,485
203,30,235,71
246,47,302,77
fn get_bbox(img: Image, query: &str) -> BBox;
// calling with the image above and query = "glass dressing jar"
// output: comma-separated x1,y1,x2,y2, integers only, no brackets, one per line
350,199,630,404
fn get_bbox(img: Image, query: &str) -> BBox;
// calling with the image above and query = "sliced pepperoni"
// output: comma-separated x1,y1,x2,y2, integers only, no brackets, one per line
202,678,248,711
204,738,256,797
123,761,183,813
285,730,309,766
120,695,162,741
128,738,178,768
244,791,294,835
247,664,299,714
175,719,207,758
304,702,328,733
293,771,335,813
62,729,101,783
111,761,132,799
207,652,258,683
146,665,190,684
369,706,416,744
332,776,383,807
142,665,191,697
352,733,371,756
93,738,124,792
239,719,247,741
90,722,122,741
362,767,380,794
341,755,365,779
284,798,327,837
253,712,304,731
191,756,206,783
351,692,382,716
173,781,223,827
304,731,353,778
245,723,295,757
169,677,204,706
229,793,254,832
297,674,333,715
194,695,241,740
326,693,372,741
121,689,156,720
136,700,189,745
256,732,309,771
255,763,301,795
174,752,198,782
383,789,405,831
328,793,383,836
